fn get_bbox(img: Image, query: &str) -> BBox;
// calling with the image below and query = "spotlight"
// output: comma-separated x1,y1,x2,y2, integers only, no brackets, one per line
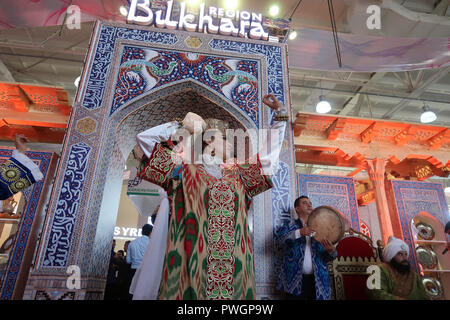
289,30,297,40
420,104,437,123
74,76,81,87
269,4,280,17
119,6,128,16
316,95,331,114
224,0,238,10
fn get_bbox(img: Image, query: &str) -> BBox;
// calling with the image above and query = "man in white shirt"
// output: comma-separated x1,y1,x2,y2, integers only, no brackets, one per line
276,196,337,300
126,223,152,297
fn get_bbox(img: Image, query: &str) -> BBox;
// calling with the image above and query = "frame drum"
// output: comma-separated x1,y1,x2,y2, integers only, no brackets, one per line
307,206,347,244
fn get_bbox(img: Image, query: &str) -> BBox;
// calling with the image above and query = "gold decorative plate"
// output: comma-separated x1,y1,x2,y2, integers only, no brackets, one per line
416,222,435,240
422,277,443,299
416,246,438,269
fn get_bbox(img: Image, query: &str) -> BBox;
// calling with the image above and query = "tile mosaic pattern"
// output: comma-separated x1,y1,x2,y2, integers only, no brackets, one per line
35,290,75,300
0,149,53,300
82,26,178,110
209,39,284,125
42,143,91,267
112,46,260,126
297,174,361,231
268,161,292,283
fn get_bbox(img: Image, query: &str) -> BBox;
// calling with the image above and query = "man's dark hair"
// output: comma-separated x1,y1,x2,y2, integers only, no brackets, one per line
142,224,153,236
294,196,309,208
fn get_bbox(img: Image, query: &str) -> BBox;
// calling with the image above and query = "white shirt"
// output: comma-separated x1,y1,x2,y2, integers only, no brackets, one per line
126,235,150,269
303,236,313,274
294,220,313,275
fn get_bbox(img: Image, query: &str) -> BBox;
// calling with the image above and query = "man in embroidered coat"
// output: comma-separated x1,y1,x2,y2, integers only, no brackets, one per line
135,94,286,300
275,196,337,300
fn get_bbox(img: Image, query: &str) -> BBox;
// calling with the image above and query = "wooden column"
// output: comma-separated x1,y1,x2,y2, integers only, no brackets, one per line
365,158,394,245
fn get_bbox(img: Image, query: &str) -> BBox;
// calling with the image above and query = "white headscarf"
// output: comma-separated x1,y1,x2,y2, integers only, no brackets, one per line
382,236,409,262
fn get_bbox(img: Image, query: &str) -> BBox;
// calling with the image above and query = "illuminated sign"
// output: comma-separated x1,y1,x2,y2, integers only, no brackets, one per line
114,226,143,238
127,0,274,42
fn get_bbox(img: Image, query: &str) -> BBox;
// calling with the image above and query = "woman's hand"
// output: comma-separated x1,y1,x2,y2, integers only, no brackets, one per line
182,112,206,135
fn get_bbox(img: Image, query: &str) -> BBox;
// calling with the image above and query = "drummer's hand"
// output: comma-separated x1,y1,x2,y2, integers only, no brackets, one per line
300,226,315,237
320,239,335,254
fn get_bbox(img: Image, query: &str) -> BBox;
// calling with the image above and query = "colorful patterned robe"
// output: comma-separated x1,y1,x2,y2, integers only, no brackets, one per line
139,143,272,300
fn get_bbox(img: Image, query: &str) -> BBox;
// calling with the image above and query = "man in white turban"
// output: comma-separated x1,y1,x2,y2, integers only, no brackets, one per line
367,236,428,300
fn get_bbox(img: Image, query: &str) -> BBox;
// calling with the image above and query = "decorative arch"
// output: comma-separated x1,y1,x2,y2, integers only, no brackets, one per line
111,79,258,160
26,21,294,300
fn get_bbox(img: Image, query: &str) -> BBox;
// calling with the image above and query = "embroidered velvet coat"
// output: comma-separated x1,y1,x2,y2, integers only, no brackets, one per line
275,218,336,300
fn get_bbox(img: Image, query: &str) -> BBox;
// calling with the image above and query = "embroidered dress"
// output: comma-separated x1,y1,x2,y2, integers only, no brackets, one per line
139,143,272,299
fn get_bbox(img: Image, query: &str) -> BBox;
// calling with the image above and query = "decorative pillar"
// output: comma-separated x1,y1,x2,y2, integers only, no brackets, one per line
365,158,393,245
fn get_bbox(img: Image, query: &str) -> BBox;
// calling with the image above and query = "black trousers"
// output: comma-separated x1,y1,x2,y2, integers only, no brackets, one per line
123,268,137,300
285,274,316,300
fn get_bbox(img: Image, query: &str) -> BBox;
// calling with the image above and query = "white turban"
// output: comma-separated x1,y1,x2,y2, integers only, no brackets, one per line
382,236,409,262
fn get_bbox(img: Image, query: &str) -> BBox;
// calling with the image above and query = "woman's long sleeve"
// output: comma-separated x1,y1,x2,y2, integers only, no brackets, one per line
136,121,179,158
258,120,287,175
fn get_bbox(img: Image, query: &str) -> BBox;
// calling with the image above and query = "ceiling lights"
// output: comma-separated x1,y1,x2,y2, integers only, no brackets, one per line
420,103,437,123
316,95,331,114
119,6,128,16
74,76,81,88
289,30,297,40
